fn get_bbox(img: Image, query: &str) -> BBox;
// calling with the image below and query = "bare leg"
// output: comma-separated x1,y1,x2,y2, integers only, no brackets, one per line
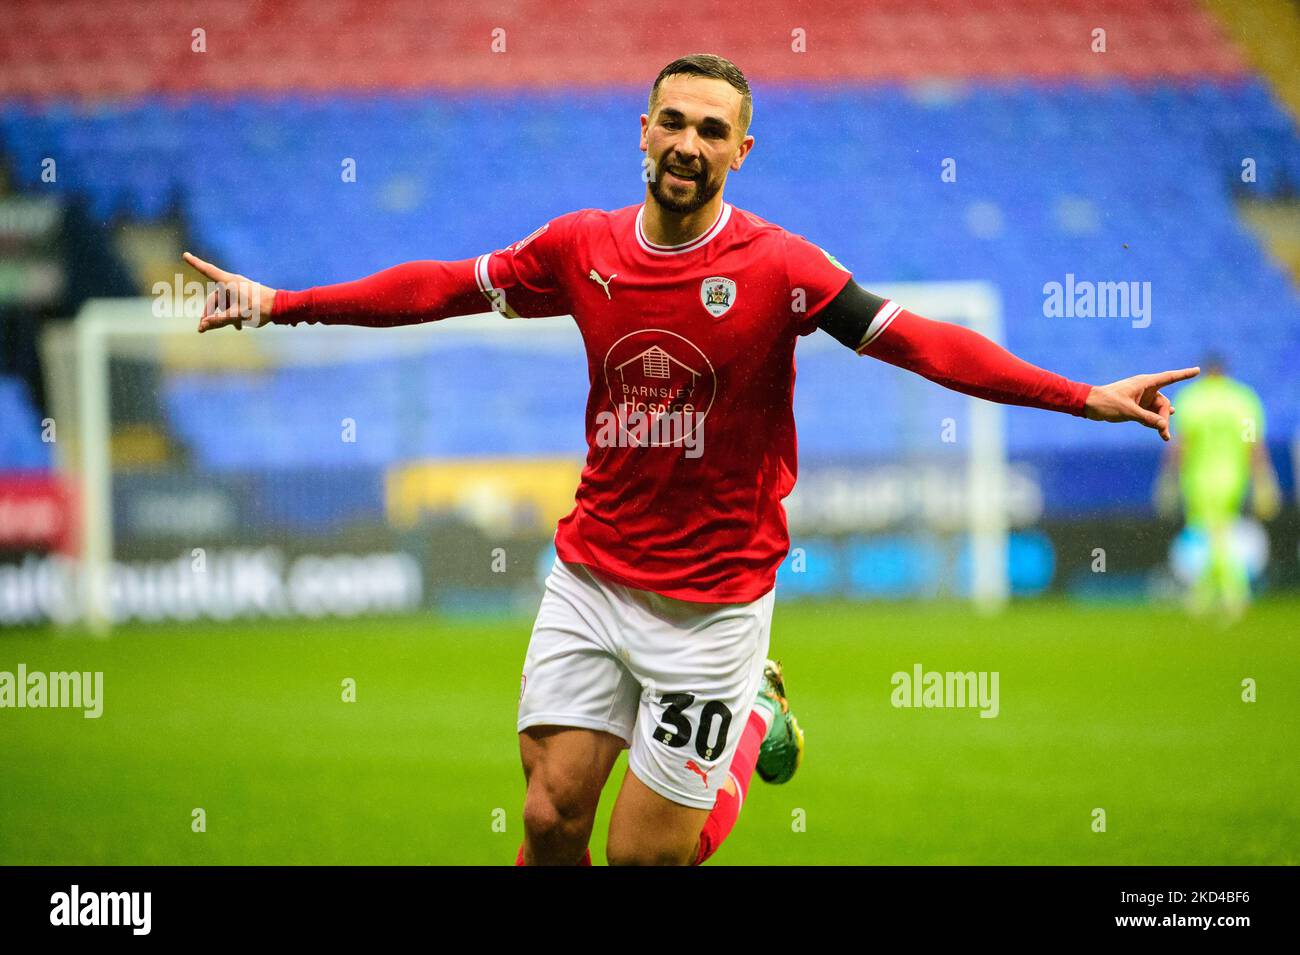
605,766,710,866
518,725,625,865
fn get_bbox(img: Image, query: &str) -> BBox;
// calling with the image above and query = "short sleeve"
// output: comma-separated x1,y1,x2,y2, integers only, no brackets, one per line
783,232,854,336
476,213,578,318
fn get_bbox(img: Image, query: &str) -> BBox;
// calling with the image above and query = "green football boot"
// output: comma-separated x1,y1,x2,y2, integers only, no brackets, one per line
755,658,804,784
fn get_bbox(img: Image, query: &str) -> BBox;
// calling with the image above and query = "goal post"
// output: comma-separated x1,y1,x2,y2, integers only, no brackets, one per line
876,281,1008,613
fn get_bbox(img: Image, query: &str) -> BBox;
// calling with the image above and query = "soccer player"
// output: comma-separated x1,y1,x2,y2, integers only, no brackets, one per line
1155,354,1280,620
184,53,1198,865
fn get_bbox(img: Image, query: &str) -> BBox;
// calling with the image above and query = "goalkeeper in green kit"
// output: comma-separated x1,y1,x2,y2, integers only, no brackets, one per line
1155,354,1281,619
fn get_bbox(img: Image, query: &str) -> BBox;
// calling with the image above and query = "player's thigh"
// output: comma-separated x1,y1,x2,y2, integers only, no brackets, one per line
623,590,773,813
517,558,640,821
606,766,710,866
608,588,774,862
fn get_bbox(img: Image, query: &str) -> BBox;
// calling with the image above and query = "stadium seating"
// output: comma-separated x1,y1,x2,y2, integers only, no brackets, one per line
0,0,1246,98
4,79,1297,466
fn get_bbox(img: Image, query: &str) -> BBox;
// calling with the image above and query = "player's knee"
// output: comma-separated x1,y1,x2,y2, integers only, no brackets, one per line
522,777,593,844
521,794,564,840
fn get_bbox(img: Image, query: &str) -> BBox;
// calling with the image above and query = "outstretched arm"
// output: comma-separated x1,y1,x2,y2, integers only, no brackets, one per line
183,252,490,332
183,216,572,331
817,281,1198,442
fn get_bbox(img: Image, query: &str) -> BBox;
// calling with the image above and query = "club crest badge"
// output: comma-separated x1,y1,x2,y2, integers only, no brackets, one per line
700,276,737,318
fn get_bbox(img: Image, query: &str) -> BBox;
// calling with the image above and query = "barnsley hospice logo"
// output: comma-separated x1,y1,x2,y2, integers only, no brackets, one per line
0,664,103,718
600,329,715,460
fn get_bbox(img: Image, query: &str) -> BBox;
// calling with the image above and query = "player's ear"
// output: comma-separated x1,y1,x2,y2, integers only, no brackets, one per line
639,114,650,153
730,134,755,172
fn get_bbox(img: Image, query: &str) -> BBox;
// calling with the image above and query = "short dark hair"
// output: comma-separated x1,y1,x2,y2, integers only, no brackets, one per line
648,54,752,135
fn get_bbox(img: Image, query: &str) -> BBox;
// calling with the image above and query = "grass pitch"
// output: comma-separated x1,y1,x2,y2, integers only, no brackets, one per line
1,598,1296,865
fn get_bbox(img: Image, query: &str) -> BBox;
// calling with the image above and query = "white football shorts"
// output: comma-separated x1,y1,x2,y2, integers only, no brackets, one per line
518,556,775,809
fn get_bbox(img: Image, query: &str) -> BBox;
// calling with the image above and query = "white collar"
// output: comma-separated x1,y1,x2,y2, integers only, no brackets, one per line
635,202,732,256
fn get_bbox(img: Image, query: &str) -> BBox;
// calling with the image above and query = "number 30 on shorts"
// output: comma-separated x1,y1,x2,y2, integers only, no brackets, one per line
650,693,733,760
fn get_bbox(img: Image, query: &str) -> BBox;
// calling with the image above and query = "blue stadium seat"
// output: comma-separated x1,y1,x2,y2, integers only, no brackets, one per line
0,376,53,471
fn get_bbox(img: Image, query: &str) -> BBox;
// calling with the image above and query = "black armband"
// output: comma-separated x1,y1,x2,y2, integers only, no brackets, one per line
816,281,892,351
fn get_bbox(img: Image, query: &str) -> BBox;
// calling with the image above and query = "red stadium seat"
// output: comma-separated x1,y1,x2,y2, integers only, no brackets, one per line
0,0,1250,98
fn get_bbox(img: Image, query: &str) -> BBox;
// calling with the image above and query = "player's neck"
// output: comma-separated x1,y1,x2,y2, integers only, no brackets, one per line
640,193,725,247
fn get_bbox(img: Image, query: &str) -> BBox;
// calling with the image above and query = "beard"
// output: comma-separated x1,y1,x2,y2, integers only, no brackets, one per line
647,155,722,214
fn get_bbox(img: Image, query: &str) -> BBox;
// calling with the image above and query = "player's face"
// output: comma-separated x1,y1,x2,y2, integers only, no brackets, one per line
641,75,754,214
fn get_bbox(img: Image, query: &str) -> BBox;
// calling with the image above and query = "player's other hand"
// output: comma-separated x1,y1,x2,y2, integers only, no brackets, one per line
1083,367,1200,441
182,252,278,332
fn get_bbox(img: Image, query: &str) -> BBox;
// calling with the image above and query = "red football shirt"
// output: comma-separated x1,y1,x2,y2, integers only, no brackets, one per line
475,202,853,603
